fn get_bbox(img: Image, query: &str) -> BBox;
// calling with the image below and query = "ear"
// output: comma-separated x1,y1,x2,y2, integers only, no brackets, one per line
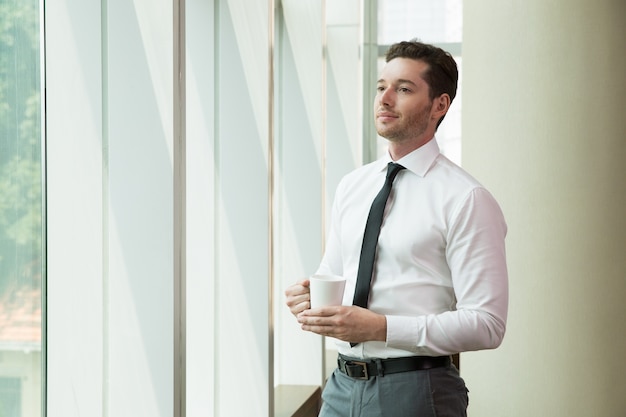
431,94,451,119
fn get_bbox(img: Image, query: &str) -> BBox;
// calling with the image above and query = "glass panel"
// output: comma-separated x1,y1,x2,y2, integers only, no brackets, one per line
378,0,462,44
0,0,44,416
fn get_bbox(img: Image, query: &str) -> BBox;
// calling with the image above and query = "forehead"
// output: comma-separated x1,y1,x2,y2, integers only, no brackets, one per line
378,57,429,85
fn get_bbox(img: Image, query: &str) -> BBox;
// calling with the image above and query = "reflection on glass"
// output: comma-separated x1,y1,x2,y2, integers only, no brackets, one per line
0,0,43,416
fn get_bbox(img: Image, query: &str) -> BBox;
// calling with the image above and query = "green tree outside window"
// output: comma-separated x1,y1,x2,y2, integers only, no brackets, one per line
0,0,43,416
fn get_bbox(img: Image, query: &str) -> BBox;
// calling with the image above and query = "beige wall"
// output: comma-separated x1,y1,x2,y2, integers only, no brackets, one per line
462,0,626,415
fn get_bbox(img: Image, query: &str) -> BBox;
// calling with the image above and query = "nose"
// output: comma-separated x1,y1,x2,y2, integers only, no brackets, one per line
378,87,394,107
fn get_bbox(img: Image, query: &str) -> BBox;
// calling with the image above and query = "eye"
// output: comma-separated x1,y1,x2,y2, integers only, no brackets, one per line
376,85,386,92
398,87,411,93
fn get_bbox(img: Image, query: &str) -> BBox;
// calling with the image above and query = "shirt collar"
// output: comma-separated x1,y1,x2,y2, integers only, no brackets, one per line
379,137,441,177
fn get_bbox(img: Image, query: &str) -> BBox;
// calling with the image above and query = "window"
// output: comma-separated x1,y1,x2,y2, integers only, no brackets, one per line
0,0,44,416
0,378,22,416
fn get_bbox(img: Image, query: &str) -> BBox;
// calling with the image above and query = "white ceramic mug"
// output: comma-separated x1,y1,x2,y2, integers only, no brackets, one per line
309,274,346,308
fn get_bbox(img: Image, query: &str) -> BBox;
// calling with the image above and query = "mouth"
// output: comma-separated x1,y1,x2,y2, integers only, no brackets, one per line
376,112,398,122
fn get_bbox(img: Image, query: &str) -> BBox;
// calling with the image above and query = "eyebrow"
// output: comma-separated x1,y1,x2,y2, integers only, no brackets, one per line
377,78,419,87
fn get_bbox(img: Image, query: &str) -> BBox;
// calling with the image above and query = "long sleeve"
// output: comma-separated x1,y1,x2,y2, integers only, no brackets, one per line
385,187,508,355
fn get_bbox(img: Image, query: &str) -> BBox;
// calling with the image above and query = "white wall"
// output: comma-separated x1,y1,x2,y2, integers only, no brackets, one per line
47,0,174,415
273,0,326,387
106,0,175,415
273,0,367,387
46,0,106,414
185,0,216,414
209,0,272,415
462,1,626,415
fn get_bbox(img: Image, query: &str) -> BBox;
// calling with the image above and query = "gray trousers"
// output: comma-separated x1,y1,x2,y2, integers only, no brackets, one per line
319,363,468,417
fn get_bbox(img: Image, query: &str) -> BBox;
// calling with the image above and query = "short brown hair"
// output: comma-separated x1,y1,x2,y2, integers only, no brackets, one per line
385,40,458,127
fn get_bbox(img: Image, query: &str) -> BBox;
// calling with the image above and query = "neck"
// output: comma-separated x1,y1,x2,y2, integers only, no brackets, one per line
388,135,434,161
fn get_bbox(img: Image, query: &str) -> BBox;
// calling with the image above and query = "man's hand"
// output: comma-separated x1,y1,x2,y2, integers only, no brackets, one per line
297,306,387,344
285,279,311,316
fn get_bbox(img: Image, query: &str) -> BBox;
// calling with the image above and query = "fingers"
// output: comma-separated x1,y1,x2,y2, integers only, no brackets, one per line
287,297,310,316
298,309,348,340
298,306,340,317
285,279,311,316
296,306,386,343
284,279,310,298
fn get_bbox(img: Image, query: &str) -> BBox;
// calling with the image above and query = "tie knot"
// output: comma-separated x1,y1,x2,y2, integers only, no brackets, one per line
386,162,405,180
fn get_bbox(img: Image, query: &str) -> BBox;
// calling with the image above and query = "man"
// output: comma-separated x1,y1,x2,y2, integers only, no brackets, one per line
285,40,508,417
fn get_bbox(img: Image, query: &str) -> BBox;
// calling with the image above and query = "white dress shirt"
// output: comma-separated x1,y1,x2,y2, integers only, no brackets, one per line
316,138,508,359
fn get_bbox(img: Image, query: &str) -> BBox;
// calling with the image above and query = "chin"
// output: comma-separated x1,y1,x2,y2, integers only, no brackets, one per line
377,131,399,142
375,127,394,140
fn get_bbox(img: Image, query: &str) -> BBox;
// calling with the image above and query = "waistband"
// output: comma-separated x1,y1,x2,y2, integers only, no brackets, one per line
337,353,451,380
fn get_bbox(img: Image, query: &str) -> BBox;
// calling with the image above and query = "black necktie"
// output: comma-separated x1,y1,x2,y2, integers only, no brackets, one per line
352,162,405,310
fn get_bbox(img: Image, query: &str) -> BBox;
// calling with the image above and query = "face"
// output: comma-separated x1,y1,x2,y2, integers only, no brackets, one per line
374,58,438,145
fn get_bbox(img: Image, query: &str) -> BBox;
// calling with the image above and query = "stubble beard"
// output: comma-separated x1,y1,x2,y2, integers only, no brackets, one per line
376,103,433,144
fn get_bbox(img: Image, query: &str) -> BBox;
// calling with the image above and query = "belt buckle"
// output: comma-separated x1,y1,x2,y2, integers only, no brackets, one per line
346,360,369,380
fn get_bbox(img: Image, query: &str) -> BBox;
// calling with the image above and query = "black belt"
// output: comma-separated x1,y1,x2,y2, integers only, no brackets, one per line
337,354,450,380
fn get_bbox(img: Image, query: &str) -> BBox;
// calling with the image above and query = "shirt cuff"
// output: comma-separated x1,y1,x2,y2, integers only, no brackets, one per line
385,315,418,350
